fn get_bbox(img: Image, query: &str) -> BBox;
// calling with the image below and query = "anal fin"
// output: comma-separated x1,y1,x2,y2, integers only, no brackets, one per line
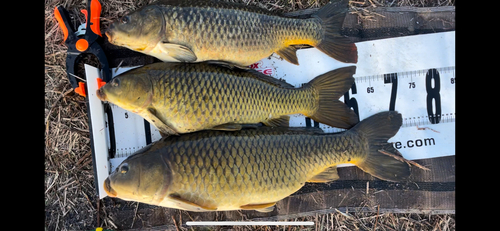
211,123,243,131
167,194,217,211
276,46,299,65
307,166,339,183
262,115,290,127
240,202,276,213
206,60,250,70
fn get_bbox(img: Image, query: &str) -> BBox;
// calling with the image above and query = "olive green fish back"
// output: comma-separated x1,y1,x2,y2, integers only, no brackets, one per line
153,0,281,16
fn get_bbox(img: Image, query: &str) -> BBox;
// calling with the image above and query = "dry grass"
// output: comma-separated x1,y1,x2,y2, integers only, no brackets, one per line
44,0,454,230
238,212,455,231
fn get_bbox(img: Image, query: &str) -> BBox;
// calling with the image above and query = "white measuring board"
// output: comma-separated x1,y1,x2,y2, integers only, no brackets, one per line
88,32,455,198
85,64,111,199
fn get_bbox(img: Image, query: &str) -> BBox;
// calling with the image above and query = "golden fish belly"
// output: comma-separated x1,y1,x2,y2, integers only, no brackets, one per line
160,129,366,211
161,6,322,66
150,65,317,133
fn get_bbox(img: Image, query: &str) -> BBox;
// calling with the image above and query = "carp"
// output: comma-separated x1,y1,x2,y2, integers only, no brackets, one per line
96,62,358,135
103,111,411,212
105,0,357,66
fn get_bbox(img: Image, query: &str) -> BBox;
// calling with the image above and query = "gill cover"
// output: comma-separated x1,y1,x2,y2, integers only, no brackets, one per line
106,5,165,52
97,68,153,112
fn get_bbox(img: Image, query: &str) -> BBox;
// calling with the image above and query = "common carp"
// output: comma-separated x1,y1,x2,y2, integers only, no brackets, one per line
96,62,359,135
103,111,411,212
105,0,357,66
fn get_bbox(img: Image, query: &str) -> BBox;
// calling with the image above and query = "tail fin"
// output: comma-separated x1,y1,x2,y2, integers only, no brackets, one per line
350,111,410,182
313,0,358,63
307,66,359,129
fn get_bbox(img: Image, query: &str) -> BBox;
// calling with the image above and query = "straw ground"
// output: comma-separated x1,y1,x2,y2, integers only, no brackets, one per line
44,0,454,230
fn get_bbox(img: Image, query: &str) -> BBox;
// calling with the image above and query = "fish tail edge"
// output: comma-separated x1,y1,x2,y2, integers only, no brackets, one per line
351,111,411,182
313,0,358,63
307,65,359,129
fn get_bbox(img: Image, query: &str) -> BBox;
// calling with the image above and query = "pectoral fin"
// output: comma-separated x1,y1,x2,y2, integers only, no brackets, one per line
158,43,197,62
240,202,276,213
143,108,178,136
167,194,217,211
307,166,339,183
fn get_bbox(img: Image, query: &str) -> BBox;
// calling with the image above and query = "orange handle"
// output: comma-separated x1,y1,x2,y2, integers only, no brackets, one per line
97,78,106,89
81,9,88,24
75,82,86,97
89,0,102,36
53,6,69,42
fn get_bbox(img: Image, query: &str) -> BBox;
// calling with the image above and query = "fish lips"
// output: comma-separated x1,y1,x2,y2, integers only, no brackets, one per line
103,178,117,197
96,88,107,101
105,24,115,44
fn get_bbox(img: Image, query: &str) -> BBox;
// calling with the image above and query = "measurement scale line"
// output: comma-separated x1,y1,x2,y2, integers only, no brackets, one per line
401,113,455,128
354,66,455,82
186,221,314,226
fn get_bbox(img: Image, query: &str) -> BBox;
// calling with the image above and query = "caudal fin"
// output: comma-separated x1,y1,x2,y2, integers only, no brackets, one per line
313,0,357,63
307,66,359,129
350,111,411,182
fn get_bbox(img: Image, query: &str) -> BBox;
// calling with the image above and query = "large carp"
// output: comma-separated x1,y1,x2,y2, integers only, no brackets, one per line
96,62,358,135
103,111,411,212
105,0,357,66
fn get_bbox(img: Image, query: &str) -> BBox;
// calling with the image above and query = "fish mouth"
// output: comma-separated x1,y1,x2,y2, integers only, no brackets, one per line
96,88,107,101
105,30,115,44
103,178,117,197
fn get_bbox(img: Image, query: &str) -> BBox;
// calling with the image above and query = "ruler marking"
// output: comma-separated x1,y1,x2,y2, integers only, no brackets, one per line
401,112,454,128
351,66,454,125
356,66,455,83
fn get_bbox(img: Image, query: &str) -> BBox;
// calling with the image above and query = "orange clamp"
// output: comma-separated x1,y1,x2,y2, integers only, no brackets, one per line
81,9,88,24
75,38,89,52
75,82,86,97
97,78,106,89
53,6,68,42
90,0,102,36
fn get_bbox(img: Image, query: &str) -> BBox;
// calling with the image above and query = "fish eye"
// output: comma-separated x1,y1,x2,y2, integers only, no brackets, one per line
111,78,120,87
120,163,129,174
121,16,130,24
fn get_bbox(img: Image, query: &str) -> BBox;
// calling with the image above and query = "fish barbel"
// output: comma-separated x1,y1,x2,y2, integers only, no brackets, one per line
96,62,359,135
105,0,357,66
103,111,411,212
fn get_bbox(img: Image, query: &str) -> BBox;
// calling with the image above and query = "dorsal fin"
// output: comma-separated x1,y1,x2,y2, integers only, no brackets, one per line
246,69,295,89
